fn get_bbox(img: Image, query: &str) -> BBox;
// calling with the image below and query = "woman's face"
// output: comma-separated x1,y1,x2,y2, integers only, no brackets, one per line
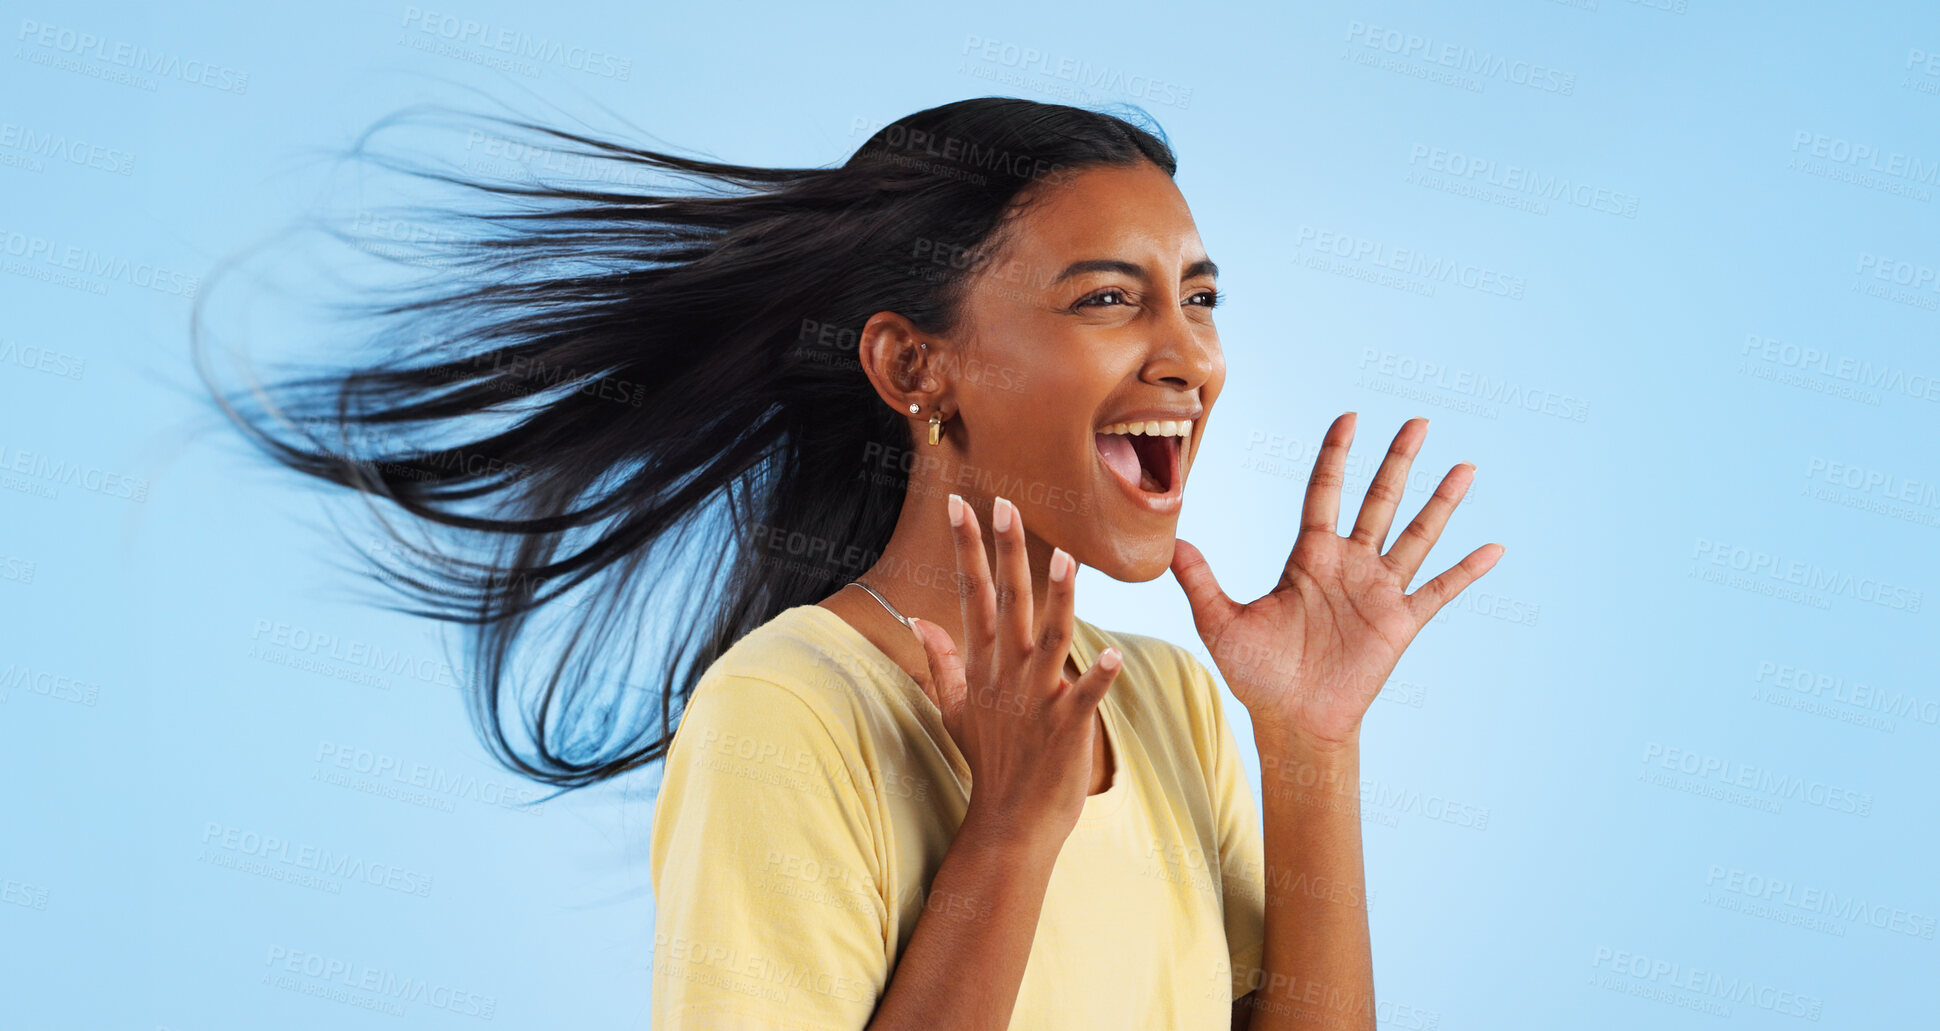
945,160,1225,582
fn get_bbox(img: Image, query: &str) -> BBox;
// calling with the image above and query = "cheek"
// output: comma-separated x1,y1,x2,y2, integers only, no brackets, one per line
964,336,1095,425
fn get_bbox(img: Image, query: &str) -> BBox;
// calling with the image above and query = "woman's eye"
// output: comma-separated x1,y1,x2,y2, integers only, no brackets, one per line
1076,288,1129,308
1187,289,1220,308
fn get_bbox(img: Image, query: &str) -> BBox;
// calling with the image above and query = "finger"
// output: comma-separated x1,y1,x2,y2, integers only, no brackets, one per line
1300,412,1356,535
989,496,1034,669
1386,462,1476,581
947,492,998,691
1406,543,1506,624
1028,547,1078,694
1169,538,1242,648
1061,644,1122,713
1348,417,1427,549
908,616,968,737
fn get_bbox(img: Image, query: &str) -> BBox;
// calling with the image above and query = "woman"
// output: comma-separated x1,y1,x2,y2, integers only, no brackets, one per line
198,97,1501,1030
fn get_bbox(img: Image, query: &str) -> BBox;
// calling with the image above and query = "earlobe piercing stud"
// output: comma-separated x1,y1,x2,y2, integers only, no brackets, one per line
908,402,945,444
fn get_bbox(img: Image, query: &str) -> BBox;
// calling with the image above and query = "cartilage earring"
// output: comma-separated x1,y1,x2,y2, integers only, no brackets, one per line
928,411,943,445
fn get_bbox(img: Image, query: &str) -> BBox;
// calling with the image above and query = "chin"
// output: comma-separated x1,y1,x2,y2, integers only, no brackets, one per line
1089,530,1178,583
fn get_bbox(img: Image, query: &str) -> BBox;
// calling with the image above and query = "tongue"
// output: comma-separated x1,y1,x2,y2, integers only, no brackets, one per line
1095,433,1143,487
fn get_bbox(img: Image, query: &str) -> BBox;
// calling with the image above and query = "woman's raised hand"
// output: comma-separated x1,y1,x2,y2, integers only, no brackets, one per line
907,493,1122,845
1170,414,1503,748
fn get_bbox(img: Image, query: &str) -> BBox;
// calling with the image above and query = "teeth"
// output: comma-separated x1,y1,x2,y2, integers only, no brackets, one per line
1102,419,1192,438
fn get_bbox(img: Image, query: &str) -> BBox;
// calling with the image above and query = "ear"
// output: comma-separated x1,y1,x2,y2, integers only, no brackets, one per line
856,310,950,424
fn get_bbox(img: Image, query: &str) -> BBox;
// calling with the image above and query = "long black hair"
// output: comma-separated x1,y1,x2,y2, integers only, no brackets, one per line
193,96,1177,790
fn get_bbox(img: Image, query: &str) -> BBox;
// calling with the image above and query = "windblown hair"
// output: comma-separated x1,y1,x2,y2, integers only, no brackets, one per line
194,96,1176,790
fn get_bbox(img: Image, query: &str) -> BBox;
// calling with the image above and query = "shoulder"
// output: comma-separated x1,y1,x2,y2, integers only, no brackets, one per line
657,608,888,830
674,605,881,759
709,604,870,683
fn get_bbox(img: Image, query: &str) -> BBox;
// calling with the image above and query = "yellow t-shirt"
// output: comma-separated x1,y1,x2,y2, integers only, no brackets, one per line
649,603,1267,1030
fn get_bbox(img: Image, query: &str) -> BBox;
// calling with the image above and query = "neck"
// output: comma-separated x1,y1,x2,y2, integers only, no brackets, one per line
844,480,1058,665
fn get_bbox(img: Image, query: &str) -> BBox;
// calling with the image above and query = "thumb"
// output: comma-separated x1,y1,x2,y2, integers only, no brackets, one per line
1170,538,1241,646
906,617,967,735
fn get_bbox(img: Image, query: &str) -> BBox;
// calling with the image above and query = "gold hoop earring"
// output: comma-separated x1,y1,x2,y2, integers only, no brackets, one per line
928,411,943,446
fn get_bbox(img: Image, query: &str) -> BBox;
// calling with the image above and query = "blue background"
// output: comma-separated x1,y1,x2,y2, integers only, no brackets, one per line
5,0,1936,1027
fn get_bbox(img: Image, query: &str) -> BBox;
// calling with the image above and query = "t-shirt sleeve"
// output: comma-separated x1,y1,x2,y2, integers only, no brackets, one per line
649,671,889,1030
1181,648,1268,1001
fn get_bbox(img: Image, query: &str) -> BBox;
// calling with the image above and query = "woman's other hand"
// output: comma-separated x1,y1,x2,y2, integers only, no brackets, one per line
1169,413,1504,749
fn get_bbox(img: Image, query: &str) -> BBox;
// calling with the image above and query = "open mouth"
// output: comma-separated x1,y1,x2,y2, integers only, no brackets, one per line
1094,419,1189,497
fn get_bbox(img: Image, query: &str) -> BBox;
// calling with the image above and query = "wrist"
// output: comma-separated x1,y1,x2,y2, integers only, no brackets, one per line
957,799,1069,866
1250,716,1362,761
1255,728,1363,812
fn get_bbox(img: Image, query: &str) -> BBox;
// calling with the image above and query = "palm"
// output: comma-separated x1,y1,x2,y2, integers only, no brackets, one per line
1172,415,1502,745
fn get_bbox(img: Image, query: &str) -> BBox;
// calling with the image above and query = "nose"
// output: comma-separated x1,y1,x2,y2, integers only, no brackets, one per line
1140,303,1220,393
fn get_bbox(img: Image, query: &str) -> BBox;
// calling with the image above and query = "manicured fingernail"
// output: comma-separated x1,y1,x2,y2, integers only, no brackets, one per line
1050,548,1071,582
1098,647,1121,671
992,496,1013,532
947,493,964,527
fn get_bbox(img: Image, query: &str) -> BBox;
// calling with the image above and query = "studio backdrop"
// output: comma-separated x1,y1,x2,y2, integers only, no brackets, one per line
3,1,1936,1027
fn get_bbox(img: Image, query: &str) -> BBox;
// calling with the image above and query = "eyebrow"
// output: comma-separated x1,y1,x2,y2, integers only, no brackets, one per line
1051,258,1220,283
